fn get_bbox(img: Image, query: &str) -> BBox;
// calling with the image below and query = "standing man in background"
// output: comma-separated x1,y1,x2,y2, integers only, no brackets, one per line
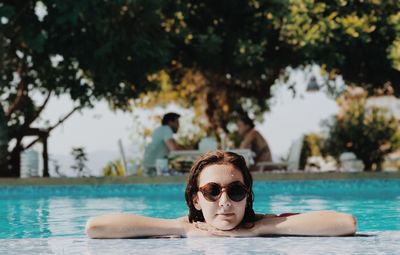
143,112,183,176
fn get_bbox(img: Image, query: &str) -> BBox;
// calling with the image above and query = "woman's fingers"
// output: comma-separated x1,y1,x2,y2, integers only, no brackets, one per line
197,222,258,237
194,222,235,237
194,221,216,231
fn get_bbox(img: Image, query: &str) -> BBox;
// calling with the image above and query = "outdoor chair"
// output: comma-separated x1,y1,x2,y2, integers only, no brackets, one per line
255,135,304,172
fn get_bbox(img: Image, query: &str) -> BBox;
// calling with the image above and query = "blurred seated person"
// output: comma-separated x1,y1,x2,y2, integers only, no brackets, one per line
236,114,272,171
143,112,184,175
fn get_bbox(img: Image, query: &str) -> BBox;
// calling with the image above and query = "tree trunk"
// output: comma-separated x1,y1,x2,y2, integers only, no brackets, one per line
0,108,11,176
0,144,9,176
363,159,373,172
205,90,219,136
9,145,21,177
42,134,49,177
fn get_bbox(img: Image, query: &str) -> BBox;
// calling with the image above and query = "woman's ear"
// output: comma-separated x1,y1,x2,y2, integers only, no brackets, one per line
193,194,201,210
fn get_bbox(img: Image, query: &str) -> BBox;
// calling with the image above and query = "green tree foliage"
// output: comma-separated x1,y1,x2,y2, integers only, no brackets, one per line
299,133,325,169
136,0,400,138
102,159,126,177
0,0,170,176
137,0,296,136
2,0,400,176
280,0,400,93
323,87,400,171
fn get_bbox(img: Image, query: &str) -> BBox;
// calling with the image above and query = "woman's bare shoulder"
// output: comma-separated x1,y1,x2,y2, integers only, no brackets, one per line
176,216,189,223
255,213,278,220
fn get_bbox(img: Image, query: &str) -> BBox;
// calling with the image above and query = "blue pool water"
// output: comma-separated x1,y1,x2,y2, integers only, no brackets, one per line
1,179,400,254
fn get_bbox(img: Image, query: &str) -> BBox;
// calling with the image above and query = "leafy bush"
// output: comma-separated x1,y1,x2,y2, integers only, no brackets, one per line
103,159,126,176
70,147,90,177
299,133,325,170
323,91,400,171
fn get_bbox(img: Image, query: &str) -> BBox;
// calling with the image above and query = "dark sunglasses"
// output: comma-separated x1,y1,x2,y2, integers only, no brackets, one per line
198,181,249,202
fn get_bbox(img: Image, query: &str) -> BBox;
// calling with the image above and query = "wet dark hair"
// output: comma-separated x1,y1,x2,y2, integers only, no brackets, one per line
239,114,255,129
162,112,180,125
185,150,255,226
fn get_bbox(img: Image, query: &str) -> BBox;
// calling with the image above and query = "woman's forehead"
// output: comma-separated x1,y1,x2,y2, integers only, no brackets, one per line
197,163,244,185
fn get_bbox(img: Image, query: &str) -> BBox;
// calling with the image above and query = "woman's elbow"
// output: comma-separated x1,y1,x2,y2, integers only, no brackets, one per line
85,218,104,238
339,213,357,236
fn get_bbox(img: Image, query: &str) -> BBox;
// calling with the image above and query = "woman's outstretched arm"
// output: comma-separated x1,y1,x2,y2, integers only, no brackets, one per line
246,211,357,237
85,213,184,238
85,213,213,238
257,211,357,236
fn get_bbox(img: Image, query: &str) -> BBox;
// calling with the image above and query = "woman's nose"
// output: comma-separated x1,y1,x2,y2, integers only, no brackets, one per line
218,190,232,207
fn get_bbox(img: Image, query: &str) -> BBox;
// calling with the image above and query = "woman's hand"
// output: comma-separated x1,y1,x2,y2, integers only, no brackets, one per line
194,221,260,237
177,217,218,237
192,213,277,237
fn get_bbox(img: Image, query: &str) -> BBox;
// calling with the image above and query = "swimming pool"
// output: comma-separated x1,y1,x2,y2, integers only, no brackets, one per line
1,179,399,254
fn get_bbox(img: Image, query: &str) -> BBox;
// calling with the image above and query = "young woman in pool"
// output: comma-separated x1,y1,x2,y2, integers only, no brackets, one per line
86,150,357,238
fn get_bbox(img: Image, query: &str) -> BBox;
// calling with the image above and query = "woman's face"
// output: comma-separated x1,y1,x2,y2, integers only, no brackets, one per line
193,163,247,230
236,120,250,136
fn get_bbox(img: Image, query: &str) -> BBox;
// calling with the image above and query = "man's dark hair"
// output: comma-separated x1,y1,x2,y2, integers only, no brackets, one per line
162,112,180,125
239,114,255,129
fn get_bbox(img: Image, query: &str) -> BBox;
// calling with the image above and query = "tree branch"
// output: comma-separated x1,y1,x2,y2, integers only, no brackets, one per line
23,106,81,150
48,106,81,132
23,90,52,129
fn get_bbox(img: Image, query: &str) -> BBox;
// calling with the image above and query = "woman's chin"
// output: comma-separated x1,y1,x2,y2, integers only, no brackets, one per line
213,221,238,231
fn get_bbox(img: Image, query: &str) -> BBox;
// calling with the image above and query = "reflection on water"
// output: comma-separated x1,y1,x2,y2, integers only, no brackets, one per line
266,195,329,213
3,199,51,238
47,197,154,237
1,194,186,238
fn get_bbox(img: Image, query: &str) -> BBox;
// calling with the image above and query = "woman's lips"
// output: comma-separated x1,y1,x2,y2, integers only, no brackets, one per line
217,213,235,217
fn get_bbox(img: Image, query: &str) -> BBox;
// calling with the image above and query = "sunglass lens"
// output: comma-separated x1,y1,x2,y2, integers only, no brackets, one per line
228,184,247,202
204,183,221,201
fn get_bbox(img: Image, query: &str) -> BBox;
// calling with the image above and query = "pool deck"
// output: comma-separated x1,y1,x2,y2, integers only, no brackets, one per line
0,171,399,186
